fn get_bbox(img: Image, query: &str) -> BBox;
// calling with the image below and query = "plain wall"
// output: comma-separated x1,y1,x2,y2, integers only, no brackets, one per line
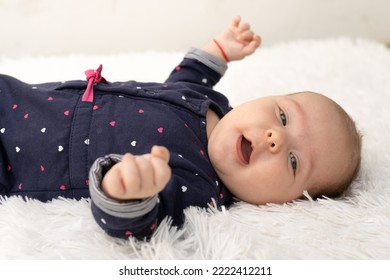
0,0,389,57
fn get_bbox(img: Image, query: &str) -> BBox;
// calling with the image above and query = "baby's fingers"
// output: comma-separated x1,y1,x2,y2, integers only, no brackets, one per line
150,156,172,192
150,146,172,190
231,16,241,28
129,146,171,198
102,153,141,200
120,153,142,192
151,145,170,162
239,29,255,42
238,22,251,33
134,156,156,195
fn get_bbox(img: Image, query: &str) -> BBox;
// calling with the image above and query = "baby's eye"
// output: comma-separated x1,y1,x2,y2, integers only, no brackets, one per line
289,153,298,174
279,110,287,126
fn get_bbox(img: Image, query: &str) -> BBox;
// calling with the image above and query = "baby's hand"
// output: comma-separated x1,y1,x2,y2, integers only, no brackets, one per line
101,146,172,200
207,16,261,62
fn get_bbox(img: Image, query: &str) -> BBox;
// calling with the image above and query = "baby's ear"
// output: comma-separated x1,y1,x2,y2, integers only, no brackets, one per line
151,145,170,162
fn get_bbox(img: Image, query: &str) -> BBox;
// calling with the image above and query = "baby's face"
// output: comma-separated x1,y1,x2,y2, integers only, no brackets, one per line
208,92,351,204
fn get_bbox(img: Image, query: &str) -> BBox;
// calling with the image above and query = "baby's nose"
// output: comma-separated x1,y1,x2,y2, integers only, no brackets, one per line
266,129,284,153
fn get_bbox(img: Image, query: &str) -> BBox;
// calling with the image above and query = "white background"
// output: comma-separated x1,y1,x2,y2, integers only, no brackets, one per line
0,0,389,57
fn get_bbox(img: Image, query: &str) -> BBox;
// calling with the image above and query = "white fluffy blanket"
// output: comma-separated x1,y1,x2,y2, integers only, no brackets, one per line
1,38,389,259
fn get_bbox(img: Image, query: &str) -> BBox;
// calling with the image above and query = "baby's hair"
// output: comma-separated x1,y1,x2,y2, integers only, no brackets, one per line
309,93,363,199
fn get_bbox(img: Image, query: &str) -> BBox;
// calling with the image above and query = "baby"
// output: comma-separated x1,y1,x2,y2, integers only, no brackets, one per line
0,17,361,240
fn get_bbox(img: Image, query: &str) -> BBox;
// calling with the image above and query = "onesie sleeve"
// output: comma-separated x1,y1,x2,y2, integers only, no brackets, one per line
165,48,228,87
89,154,160,239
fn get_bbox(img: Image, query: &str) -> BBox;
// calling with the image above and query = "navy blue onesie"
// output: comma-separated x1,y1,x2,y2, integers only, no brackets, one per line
0,49,233,239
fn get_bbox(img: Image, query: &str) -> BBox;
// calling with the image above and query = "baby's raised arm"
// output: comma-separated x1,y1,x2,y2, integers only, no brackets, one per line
202,16,261,62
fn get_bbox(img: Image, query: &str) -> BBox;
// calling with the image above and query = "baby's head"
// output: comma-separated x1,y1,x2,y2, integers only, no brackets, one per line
208,91,362,204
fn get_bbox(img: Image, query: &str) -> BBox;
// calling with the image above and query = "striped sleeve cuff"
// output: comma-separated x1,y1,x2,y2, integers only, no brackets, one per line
185,48,228,76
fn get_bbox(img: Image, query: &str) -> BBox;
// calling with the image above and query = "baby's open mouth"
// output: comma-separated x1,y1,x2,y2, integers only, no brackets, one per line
238,135,252,164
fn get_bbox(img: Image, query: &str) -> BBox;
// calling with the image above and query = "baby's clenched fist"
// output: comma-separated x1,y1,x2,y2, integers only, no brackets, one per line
101,146,171,200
